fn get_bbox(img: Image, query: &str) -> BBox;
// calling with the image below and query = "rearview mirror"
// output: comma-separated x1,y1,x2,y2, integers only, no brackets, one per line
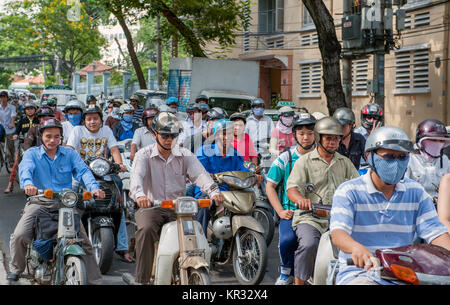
305,183,316,194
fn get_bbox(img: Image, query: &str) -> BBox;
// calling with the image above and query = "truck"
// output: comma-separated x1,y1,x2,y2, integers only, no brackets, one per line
167,57,259,114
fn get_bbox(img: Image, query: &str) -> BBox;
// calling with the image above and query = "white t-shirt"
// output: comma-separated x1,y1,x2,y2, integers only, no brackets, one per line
67,125,118,160
62,120,76,144
132,126,156,150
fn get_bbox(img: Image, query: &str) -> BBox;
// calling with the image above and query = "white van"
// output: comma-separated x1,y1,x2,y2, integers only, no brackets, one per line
40,85,78,111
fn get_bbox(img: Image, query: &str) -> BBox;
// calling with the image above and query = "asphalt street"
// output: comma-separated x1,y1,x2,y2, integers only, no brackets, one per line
0,166,280,285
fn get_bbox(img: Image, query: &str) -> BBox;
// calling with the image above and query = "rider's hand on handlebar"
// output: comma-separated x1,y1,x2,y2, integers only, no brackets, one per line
136,196,152,208
92,189,106,199
24,185,38,196
296,197,312,210
256,174,264,185
351,243,379,272
211,193,224,206
119,164,128,172
277,209,294,220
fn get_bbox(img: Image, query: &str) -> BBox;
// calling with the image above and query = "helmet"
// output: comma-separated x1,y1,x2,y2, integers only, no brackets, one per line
151,112,183,135
313,117,344,143
39,118,63,136
119,103,135,115
212,216,232,239
166,97,179,106
361,103,383,129
63,100,85,113
23,101,38,110
311,111,327,120
186,103,201,113
86,95,97,103
142,107,159,126
279,106,295,117
0,90,8,98
251,98,265,108
415,119,449,144
206,107,228,121
37,107,55,118
82,105,103,121
333,107,355,125
229,112,247,122
365,126,413,153
293,113,316,131
212,119,233,136
129,94,139,101
43,98,57,107
195,94,209,104
199,103,210,113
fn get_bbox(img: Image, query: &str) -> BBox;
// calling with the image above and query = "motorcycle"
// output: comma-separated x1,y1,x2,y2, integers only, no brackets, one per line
208,170,268,285
24,189,93,285
77,156,123,274
340,244,450,285
123,197,212,285
117,139,135,226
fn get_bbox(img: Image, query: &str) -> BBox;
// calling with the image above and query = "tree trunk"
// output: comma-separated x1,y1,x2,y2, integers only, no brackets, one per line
302,0,346,115
114,9,147,89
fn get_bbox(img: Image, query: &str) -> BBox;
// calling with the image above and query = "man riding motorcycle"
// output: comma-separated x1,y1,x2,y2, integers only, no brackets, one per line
8,118,105,283
61,99,85,145
128,112,223,285
286,117,359,285
330,126,450,285
266,113,316,285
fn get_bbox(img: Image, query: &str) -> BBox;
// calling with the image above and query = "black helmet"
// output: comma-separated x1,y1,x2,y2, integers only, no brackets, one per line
39,118,63,136
37,106,55,118
142,107,159,127
206,107,228,121
293,113,316,131
86,95,97,103
23,101,38,110
0,90,8,98
229,112,247,122
195,94,209,104
186,103,201,113
151,112,183,135
82,105,103,121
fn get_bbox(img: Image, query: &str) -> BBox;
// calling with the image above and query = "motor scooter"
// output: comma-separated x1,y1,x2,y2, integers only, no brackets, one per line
24,189,93,285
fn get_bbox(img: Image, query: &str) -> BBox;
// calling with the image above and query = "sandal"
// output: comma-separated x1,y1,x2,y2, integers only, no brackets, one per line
116,251,135,263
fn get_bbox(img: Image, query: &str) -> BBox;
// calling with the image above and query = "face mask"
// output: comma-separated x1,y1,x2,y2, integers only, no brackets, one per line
420,139,445,161
252,107,264,117
368,153,410,185
122,114,133,123
280,116,293,127
68,113,82,126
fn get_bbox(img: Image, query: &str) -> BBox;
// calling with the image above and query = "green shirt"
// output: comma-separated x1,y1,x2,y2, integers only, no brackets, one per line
286,148,359,233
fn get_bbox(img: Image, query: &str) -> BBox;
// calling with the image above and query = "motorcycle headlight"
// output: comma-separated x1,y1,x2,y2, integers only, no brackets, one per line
176,198,198,215
61,191,78,208
222,175,256,189
124,140,132,152
90,158,110,176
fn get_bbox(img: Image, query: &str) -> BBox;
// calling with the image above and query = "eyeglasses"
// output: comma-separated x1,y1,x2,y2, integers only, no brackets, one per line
323,135,341,142
160,133,178,139
376,153,409,160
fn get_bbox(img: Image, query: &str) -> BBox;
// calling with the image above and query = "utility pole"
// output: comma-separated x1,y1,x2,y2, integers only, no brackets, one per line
156,14,162,89
342,0,353,109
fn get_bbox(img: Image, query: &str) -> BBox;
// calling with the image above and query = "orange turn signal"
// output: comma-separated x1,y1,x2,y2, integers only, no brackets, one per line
391,264,419,285
198,199,211,208
316,209,329,218
44,189,54,199
161,200,174,209
82,191,92,201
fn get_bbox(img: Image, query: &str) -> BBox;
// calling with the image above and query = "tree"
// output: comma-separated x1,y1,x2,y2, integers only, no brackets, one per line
302,0,346,115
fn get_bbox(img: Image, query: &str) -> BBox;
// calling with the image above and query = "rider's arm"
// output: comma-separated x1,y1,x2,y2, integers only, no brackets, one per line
70,148,101,192
130,143,137,161
437,173,450,231
129,149,149,202
18,148,36,189
285,157,310,209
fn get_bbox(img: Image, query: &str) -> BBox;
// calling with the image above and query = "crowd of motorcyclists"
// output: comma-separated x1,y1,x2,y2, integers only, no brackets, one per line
0,87,449,285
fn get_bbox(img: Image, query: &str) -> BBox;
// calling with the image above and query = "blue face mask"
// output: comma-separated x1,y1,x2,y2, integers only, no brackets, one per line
252,107,264,117
68,113,82,126
122,114,133,123
368,152,410,185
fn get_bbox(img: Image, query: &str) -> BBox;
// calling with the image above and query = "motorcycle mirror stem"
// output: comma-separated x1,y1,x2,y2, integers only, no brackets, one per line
304,183,323,205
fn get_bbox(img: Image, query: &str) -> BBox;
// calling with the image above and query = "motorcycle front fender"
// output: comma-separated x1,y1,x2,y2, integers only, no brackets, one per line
255,200,272,210
179,256,209,271
93,216,114,229
231,215,265,236
63,244,86,257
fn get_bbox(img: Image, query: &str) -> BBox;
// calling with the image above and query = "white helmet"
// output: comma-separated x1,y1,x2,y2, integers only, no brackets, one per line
212,216,232,239
312,111,327,120
119,103,135,115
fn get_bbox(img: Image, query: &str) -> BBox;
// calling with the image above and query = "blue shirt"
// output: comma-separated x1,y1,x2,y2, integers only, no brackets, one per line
19,145,100,192
330,170,448,285
194,144,248,197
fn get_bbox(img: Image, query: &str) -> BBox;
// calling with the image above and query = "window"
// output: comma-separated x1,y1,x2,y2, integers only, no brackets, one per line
302,4,314,27
258,0,284,33
275,40,284,48
414,12,430,27
243,2,251,53
311,33,318,44
394,45,429,93
301,35,310,46
352,58,369,94
298,60,322,97
404,15,411,29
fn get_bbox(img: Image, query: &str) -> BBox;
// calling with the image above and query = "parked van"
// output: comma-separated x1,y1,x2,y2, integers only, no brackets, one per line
40,85,78,110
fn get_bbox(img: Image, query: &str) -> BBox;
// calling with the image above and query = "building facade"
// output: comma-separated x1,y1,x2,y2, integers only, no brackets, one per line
206,0,450,138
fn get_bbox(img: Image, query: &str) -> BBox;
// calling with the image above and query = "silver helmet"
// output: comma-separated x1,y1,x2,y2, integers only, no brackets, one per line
151,111,183,135
212,216,232,239
333,107,355,125
365,126,413,153
63,99,85,113
119,103,135,115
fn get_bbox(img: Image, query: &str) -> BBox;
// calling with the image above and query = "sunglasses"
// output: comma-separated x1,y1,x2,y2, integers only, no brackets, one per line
365,115,379,120
160,133,178,139
376,153,409,160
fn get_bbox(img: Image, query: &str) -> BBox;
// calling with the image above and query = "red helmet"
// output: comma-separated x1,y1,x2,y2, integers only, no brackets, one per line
415,119,449,144
361,103,383,129
39,118,63,136
142,107,159,127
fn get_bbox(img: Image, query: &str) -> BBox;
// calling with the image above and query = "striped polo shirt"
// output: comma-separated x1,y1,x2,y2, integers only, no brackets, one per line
330,170,448,285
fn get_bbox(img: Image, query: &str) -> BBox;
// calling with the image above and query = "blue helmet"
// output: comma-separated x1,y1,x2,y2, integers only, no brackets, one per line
166,97,179,106
212,119,233,136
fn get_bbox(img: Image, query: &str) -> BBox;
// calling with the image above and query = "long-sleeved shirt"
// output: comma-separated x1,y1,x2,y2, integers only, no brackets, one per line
245,115,274,153
19,145,100,192
129,143,220,202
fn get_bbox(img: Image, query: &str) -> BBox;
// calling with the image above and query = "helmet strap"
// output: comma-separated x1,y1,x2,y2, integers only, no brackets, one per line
155,135,172,151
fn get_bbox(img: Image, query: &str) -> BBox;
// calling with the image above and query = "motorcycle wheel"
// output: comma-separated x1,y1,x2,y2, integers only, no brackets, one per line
93,227,115,274
252,207,275,246
188,268,211,285
232,229,268,285
64,256,87,285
